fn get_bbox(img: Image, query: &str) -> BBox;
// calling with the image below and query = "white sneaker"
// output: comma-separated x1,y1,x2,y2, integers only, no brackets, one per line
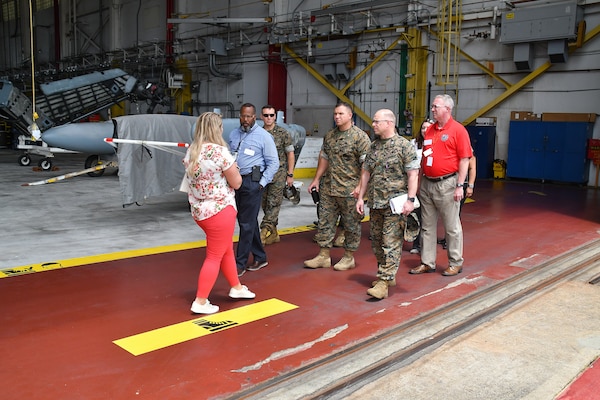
410,247,420,254
191,299,219,314
229,285,256,299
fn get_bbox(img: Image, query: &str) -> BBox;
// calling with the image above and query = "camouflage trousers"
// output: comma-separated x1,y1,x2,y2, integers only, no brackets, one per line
315,193,362,251
370,207,406,281
261,167,286,232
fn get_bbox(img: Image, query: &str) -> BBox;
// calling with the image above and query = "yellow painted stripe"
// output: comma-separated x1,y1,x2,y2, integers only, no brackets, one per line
113,298,298,356
0,239,207,278
0,219,370,278
293,167,317,179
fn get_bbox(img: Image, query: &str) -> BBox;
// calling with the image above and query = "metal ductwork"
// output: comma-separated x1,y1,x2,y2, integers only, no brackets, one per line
208,53,242,80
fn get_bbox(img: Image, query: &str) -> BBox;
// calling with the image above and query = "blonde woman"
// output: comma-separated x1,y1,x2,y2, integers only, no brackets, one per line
183,112,256,314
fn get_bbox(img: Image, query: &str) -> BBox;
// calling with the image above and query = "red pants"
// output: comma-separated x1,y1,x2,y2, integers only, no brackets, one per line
195,205,240,298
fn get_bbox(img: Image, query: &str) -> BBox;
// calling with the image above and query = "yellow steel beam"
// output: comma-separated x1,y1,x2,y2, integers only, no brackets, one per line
463,61,549,126
341,35,408,93
462,22,600,125
282,29,427,126
282,44,373,125
425,26,511,89
457,46,511,89
173,58,192,115
406,27,429,125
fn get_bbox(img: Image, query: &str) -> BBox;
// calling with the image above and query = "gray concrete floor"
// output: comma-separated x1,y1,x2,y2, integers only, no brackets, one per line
343,275,600,400
0,150,319,269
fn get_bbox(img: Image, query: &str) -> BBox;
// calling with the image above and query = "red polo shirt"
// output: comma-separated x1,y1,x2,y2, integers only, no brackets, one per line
421,117,472,178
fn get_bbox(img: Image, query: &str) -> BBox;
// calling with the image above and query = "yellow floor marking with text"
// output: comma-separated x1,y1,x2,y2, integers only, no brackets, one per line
113,298,298,356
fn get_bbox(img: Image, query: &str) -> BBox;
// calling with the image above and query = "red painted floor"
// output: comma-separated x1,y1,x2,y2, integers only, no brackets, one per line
1,180,599,399
556,357,600,400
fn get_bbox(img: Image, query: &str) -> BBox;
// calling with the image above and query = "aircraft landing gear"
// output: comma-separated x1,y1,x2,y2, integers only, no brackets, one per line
38,157,53,171
85,155,106,177
18,154,32,167
18,154,53,170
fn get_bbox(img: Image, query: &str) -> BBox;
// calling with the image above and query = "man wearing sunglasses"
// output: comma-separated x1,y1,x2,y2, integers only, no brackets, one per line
258,105,296,246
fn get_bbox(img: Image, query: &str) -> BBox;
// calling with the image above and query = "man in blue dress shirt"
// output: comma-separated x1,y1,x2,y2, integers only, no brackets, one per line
228,103,279,276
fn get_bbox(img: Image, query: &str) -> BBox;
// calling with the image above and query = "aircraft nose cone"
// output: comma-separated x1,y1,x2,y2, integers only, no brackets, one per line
42,122,116,154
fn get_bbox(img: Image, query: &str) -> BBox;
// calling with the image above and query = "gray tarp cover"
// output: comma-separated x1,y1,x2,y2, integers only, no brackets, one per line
114,114,197,206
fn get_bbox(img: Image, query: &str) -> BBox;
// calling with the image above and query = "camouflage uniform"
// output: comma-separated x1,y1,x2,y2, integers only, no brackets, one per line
364,133,419,281
316,125,371,250
261,124,294,233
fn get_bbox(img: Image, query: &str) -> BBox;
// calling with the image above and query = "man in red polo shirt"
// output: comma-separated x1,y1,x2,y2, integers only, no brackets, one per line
410,94,473,277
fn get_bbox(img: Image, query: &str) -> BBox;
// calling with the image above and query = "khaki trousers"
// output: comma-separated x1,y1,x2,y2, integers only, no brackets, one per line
419,175,464,268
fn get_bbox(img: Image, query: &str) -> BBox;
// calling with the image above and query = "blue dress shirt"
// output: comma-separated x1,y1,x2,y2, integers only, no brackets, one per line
228,123,279,187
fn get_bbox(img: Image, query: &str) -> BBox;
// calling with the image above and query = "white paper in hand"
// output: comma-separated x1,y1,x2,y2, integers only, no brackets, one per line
179,175,190,193
389,194,420,214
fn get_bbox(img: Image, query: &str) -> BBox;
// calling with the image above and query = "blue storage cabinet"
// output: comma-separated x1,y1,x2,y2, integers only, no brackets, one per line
466,125,496,180
507,120,593,183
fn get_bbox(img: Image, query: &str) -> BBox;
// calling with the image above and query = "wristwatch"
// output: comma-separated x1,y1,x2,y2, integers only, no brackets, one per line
456,183,464,188
287,173,293,177
407,197,416,203
468,183,474,188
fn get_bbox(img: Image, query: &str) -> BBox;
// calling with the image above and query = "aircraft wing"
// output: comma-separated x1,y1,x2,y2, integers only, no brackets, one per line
113,114,197,206
37,69,136,126
1,69,136,136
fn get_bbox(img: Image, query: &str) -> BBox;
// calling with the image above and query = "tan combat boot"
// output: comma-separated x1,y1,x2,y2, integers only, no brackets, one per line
260,227,269,245
333,231,345,247
333,250,355,271
367,280,389,299
371,278,397,287
304,248,331,269
263,229,280,245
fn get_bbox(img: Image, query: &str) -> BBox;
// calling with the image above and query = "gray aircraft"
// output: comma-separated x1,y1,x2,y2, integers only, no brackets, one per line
1,69,306,206
42,114,306,206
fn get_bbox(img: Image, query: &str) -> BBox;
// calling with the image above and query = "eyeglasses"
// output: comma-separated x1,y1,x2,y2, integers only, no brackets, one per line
431,104,445,110
262,113,275,117
372,120,391,125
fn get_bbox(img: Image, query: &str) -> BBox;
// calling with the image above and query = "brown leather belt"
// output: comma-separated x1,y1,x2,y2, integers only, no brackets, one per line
424,172,456,182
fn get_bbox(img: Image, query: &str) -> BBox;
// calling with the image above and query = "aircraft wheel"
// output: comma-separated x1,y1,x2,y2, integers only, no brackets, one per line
85,155,106,177
18,154,32,166
39,158,53,171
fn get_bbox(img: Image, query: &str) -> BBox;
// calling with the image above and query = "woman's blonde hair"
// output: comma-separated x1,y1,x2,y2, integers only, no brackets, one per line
186,112,226,176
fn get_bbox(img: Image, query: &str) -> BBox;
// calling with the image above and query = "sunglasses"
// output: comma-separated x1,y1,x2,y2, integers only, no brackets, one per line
262,113,275,117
